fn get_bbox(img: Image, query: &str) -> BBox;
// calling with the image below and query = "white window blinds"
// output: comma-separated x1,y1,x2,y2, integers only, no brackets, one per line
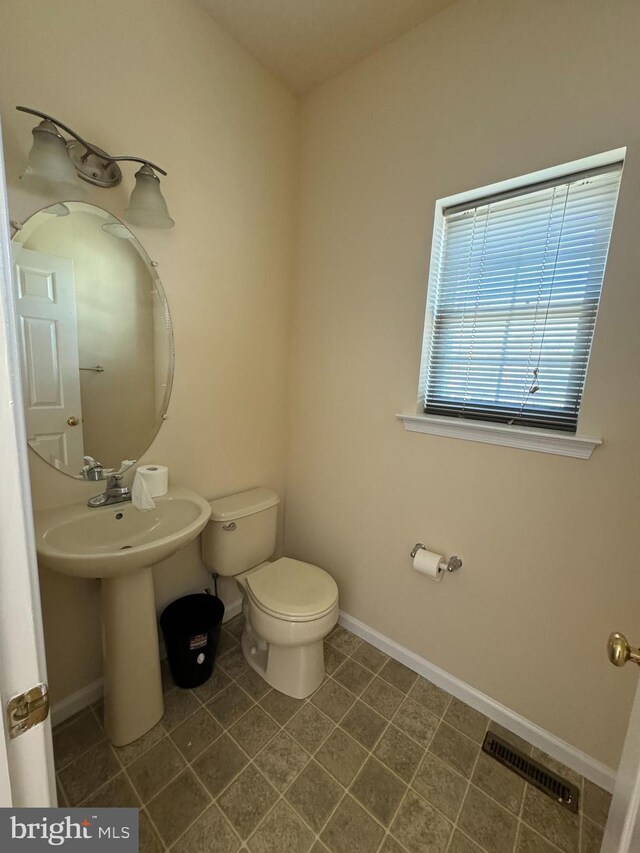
423,163,622,432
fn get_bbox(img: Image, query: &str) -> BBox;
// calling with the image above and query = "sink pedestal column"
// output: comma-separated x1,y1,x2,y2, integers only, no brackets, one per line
102,567,164,746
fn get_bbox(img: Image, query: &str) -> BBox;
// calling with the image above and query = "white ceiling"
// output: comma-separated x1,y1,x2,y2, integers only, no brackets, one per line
197,0,460,95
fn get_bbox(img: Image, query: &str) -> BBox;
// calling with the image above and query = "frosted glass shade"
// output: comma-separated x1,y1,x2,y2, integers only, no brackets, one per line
124,165,174,229
20,121,86,200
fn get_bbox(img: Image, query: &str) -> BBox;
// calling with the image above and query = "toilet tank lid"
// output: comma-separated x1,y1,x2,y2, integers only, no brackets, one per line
208,487,279,521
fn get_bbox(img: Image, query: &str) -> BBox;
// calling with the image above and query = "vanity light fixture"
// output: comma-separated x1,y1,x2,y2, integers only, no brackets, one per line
16,106,174,229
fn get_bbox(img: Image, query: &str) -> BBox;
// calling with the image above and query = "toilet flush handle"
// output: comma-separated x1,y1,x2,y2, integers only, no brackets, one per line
222,522,237,531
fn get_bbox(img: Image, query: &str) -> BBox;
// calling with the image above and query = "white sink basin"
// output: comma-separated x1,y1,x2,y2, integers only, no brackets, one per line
35,486,211,578
34,485,212,747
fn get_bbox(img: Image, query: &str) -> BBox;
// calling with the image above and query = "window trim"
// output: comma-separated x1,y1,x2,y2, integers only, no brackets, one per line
406,148,625,458
396,412,601,459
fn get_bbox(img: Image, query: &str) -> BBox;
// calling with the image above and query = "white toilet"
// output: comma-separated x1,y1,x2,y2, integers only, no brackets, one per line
202,487,339,699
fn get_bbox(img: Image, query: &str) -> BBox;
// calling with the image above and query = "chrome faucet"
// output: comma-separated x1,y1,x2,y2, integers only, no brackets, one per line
81,455,104,481
87,473,132,508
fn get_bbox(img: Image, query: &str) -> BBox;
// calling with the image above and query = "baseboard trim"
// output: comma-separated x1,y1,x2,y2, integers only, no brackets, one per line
338,610,617,793
223,597,242,622
50,678,104,728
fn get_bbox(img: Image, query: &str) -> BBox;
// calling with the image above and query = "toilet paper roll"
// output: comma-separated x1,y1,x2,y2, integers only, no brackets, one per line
413,548,444,582
135,464,169,497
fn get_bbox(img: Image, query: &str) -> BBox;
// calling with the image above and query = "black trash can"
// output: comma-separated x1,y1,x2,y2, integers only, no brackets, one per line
160,593,225,689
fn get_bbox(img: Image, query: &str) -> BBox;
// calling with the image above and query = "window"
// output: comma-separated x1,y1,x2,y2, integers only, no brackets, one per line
419,158,622,435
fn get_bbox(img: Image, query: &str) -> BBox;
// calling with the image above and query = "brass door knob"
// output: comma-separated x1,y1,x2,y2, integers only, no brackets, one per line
67,416,79,426
607,632,640,667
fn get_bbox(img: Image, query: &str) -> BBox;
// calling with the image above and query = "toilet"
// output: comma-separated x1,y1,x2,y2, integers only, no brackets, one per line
202,487,339,698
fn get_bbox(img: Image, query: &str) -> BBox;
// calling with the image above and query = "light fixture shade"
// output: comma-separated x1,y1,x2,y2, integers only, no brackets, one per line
20,121,86,200
124,165,174,229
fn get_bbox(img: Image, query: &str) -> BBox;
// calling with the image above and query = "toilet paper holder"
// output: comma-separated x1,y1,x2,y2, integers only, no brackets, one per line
410,543,463,573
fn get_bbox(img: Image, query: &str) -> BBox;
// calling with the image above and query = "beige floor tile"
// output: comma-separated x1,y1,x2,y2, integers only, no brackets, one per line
229,706,279,757
316,728,367,787
458,786,518,853
429,723,479,778
260,689,305,725
219,647,252,680
83,772,140,808
255,730,310,792
113,723,164,766
379,659,418,694
217,629,240,657
173,803,241,853
393,698,439,748
161,688,201,731
58,740,120,806
324,643,347,675
321,794,385,853
209,683,254,728
128,737,185,803
408,678,451,718
351,641,389,674
379,836,405,853
582,779,612,827
193,733,248,797
471,750,525,816
326,625,362,656
351,756,406,826
374,725,424,783
53,711,104,770
391,789,453,853
237,669,272,701
139,810,164,853
146,769,211,847
411,752,466,821
521,785,579,853
248,800,315,853
515,823,562,853
192,666,232,703
311,842,330,853
286,704,334,753
444,698,488,743
225,615,246,640
581,816,604,853
171,706,222,761
55,778,67,807
341,700,387,750
361,678,404,720
447,830,484,853
333,659,375,696
311,679,356,722
286,760,343,832
218,765,278,839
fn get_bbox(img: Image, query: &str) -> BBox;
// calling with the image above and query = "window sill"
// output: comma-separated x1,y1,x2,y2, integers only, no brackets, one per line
396,413,601,459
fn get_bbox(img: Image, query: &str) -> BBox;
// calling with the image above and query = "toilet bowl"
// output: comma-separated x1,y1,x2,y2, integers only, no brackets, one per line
201,488,339,698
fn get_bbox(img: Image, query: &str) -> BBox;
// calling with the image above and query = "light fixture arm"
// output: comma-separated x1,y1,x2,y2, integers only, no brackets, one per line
16,106,167,176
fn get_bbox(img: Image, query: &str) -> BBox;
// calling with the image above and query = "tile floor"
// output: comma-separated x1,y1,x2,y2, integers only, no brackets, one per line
53,620,610,852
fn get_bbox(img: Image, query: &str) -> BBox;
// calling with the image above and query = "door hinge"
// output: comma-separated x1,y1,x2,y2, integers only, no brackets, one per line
7,683,50,739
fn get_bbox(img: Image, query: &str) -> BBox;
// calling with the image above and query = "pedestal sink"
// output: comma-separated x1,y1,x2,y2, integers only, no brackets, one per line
34,486,211,746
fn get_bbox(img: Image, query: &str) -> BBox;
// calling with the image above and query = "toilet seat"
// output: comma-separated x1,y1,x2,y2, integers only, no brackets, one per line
245,557,338,623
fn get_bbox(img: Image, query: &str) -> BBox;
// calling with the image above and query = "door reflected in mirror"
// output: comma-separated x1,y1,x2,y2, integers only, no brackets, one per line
11,202,174,479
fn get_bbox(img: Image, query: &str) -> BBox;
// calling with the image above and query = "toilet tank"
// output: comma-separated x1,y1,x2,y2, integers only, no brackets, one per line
202,487,280,577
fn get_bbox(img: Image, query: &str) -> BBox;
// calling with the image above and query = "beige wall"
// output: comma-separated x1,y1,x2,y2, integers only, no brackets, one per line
0,0,297,703
286,0,640,769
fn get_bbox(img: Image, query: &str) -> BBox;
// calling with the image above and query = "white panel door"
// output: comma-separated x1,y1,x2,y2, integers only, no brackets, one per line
0,114,56,806
12,246,84,474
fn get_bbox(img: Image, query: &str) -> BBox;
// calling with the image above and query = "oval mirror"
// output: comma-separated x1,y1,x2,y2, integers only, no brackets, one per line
11,202,174,479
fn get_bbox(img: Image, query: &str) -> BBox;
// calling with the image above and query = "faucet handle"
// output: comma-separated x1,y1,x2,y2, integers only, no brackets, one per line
106,473,124,489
